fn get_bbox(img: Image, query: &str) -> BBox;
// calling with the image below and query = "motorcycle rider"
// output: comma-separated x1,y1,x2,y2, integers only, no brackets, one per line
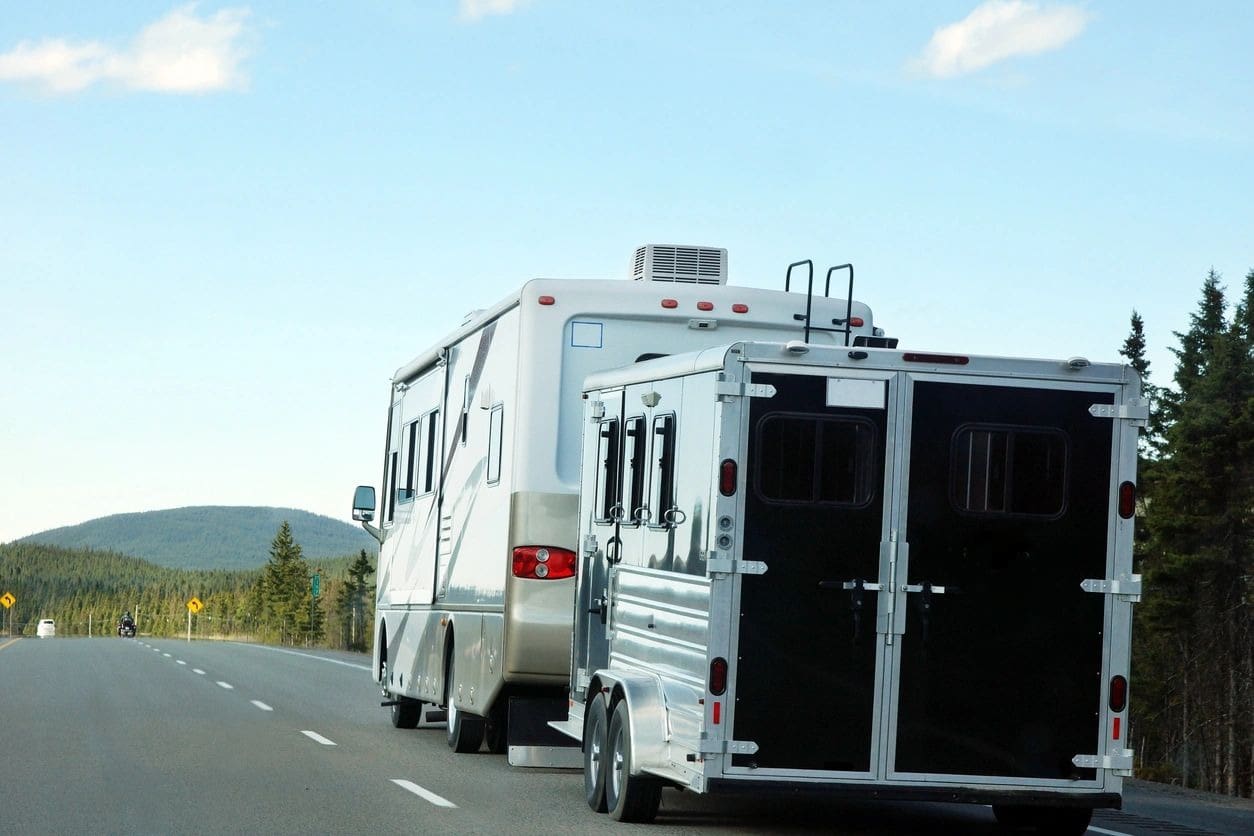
118,610,135,636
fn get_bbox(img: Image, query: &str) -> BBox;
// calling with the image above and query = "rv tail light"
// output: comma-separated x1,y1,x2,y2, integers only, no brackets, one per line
1109,675,1128,712
731,304,749,314
850,316,864,327
661,298,679,309
538,295,556,306
1118,482,1136,519
709,657,728,696
719,459,737,496
697,301,714,311
512,546,577,580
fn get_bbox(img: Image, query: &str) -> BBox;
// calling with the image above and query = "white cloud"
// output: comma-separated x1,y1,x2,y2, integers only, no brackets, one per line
459,0,530,23
0,4,252,95
909,1,1089,79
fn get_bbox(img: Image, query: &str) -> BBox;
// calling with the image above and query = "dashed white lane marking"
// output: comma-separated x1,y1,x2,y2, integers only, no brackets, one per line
250,700,273,712
176,660,186,665
1089,827,1134,836
193,669,206,675
162,653,172,658
216,681,234,690
152,648,160,652
301,731,336,746
391,780,457,809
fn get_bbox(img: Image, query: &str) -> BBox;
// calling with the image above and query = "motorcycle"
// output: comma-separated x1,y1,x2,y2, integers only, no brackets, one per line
118,620,136,638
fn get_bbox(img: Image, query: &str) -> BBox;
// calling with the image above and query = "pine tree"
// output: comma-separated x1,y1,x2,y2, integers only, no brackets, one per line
259,521,312,645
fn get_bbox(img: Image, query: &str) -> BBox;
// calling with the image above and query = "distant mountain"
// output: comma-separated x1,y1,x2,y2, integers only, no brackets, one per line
16,506,376,570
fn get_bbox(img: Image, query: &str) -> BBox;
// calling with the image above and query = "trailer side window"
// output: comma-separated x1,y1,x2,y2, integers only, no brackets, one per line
622,416,646,525
952,425,1067,517
755,414,877,506
424,409,440,493
648,414,677,526
593,418,621,523
487,404,504,485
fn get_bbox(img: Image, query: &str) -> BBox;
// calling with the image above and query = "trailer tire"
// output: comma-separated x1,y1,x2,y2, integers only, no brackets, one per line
390,697,422,729
992,804,1092,835
445,653,485,753
583,695,610,812
605,701,662,822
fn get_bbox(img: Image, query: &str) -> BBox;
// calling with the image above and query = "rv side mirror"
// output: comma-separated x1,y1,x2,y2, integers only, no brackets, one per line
352,485,376,522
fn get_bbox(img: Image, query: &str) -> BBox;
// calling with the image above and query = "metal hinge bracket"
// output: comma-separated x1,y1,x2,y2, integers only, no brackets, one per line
699,737,759,755
1073,749,1135,776
716,382,776,400
589,400,605,421
582,534,598,556
1081,574,1143,602
1089,399,1150,427
707,557,767,575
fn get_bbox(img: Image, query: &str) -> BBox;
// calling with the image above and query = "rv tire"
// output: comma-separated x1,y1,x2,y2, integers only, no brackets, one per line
484,700,508,754
390,696,422,729
445,653,485,753
992,804,1093,835
583,695,610,812
605,701,662,822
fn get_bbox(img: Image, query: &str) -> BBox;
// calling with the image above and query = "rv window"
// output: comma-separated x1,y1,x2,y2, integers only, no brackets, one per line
424,409,440,493
952,426,1068,517
647,414,677,526
622,417,646,525
487,405,504,485
386,450,399,522
399,419,420,503
593,418,621,523
755,415,877,506
461,375,470,446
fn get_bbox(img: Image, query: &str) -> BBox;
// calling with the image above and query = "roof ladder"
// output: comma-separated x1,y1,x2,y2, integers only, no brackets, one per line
785,260,855,346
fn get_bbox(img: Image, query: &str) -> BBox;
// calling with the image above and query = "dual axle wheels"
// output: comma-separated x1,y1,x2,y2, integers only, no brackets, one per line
584,695,662,822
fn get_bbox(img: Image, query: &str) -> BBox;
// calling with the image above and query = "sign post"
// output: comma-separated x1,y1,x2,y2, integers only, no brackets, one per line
309,575,320,648
187,597,203,642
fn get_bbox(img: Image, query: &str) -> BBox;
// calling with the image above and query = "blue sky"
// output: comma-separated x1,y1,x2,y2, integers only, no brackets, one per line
1,1,1250,544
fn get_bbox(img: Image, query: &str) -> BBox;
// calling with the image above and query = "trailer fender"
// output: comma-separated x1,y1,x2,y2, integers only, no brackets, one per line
600,672,670,775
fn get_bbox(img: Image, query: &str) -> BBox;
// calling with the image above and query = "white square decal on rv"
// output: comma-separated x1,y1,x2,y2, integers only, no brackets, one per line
570,321,604,348
826,378,886,410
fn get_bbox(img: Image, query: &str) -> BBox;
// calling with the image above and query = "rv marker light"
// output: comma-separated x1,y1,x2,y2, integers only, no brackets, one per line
661,298,679,309
1118,482,1136,519
538,295,555,306
731,304,749,314
850,316,864,327
903,352,970,365
697,301,714,311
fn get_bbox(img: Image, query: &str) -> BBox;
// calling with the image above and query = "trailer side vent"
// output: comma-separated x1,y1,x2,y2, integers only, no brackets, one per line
632,245,728,285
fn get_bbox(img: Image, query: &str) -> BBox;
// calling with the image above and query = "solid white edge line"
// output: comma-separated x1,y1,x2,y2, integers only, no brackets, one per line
230,642,372,671
216,681,234,690
250,700,273,712
301,730,336,746
1088,827,1134,836
391,780,457,809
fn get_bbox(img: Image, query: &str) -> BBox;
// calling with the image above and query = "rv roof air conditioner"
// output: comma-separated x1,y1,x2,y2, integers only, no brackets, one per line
632,245,728,286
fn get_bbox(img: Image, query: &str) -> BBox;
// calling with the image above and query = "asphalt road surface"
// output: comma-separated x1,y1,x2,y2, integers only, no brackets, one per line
1,636,1249,835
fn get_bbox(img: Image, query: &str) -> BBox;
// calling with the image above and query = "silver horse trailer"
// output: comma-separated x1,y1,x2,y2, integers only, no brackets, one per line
556,339,1142,832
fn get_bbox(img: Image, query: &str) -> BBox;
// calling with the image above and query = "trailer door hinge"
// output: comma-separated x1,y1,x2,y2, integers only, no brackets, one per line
589,400,605,421
716,382,776,400
699,737,759,755
1072,750,1135,776
707,556,767,575
582,534,599,556
1089,399,1150,426
1081,574,1142,602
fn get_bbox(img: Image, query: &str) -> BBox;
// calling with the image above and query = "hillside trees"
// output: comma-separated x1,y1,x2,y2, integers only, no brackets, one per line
1131,269,1254,797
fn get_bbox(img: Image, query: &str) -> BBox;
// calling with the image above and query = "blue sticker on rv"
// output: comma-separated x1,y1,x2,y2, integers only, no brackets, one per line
570,321,604,348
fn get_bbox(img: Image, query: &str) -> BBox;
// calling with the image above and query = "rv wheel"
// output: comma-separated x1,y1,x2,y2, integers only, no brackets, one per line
605,701,662,822
583,695,610,813
390,696,422,729
445,653,485,753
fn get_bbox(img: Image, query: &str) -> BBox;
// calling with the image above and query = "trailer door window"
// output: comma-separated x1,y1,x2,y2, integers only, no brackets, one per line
952,425,1067,517
647,414,677,527
755,414,877,507
593,418,621,523
622,416,646,525
487,405,504,485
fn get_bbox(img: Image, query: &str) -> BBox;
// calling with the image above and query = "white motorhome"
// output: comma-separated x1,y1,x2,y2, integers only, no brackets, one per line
556,339,1142,832
352,247,881,757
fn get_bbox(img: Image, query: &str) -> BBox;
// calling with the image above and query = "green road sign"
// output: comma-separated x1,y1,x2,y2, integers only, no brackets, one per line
311,574,320,597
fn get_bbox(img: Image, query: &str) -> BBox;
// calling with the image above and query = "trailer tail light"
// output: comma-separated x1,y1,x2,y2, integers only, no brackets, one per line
850,316,864,327
1118,482,1136,519
512,546,577,580
697,301,714,311
732,304,749,314
1109,675,1128,712
709,657,728,696
661,299,679,309
538,295,556,306
1113,717,1122,740
719,459,737,496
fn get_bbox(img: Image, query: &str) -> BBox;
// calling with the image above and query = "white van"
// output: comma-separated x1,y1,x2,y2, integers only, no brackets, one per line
36,619,56,638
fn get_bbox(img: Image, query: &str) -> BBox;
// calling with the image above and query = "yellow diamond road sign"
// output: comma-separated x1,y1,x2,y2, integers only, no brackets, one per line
0,592,14,609
187,597,203,614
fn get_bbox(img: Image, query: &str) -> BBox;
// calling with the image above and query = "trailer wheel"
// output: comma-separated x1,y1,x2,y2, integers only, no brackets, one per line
605,701,662,822
390,697,422,729
992,805,1093,835
445,653,485,753
583,695,610,813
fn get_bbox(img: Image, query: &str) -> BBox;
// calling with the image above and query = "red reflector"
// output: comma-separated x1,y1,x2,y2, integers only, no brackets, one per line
712,701,721,725
1109,675,1128,712
512,546,577,580
903,352,970,365
697,301,714,311
661,298,678,309
850,316,864,327
719,459,737,496
1113,717,1122,740
709,657,728,696
731,304,749,314
538,295,555,306
1118,482,1136,519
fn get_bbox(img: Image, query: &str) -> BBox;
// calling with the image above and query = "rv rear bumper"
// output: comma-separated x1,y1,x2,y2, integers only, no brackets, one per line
703,780,1120,810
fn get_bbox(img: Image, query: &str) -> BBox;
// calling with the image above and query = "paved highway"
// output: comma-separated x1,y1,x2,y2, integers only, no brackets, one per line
1,637,1248,835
